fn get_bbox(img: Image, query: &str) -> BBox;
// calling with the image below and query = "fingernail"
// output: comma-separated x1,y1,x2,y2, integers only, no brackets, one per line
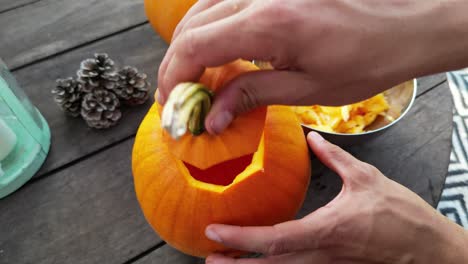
309,131,324,142
205,227,222,243
157,92,164,105
206,254,225,264
210,111,233,134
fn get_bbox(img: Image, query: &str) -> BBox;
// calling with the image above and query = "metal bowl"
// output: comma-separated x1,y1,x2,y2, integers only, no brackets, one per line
300,79,417,147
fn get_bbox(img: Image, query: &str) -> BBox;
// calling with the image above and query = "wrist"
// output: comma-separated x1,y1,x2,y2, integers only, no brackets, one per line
382,0,468,84
437,217,468,263
411,0,468,76
419,213,468,264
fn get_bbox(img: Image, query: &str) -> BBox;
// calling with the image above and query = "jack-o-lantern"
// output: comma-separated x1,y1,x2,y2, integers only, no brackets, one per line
132,60,311,257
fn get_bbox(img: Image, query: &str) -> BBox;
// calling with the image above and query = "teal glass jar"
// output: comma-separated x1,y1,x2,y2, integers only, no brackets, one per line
0,59,51,198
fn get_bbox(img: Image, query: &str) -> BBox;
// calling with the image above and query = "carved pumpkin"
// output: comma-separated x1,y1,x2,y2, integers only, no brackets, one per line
144,0,197,43
132,60,311,257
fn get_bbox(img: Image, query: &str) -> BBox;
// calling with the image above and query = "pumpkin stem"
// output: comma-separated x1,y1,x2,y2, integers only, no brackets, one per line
161,83,214,140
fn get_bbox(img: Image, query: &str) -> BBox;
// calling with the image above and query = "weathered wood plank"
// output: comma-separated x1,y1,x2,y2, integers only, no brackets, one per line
0,139,160,264
416,73,447,96
0,0,39,13
299,81,452,217
134,245,205,264
10,24,168,177
0,0,148,69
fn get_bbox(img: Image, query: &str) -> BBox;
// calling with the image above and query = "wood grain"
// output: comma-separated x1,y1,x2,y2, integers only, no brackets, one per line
298,81,452,217
10,25,167,177
0,139,161,264
0,0,40,13
0,0,148,69
416,73,447,96
0,134,263,262
134,245,205,264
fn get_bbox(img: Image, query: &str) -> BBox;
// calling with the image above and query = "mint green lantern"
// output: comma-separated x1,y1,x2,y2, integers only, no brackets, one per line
0,59,51,198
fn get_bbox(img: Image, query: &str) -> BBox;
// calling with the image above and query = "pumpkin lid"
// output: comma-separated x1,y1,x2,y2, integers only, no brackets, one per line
160,60,267,170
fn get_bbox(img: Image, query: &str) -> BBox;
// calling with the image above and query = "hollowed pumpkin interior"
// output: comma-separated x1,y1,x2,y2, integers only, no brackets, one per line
184,154,254,186
176,135,266,192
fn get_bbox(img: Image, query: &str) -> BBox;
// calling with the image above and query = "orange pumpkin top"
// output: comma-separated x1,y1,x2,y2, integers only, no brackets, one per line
160,60,267,170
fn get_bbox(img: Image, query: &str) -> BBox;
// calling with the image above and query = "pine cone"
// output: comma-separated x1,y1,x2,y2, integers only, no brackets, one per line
52,78,83,117
77,53,118,93
115,66,150,105
81,89,122,129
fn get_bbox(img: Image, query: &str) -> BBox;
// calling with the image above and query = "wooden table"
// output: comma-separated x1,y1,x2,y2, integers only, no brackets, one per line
0,1,453,263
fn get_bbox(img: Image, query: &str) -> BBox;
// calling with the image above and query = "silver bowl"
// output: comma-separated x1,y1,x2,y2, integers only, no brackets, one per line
300,79,417,147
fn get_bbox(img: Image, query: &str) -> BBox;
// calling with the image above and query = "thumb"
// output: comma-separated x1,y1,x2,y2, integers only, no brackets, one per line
205,206,338,256
307,131,380,191
204,70,318,134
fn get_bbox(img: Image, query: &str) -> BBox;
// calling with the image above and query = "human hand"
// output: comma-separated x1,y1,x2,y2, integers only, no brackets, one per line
158,0,468,134
203,132,468,264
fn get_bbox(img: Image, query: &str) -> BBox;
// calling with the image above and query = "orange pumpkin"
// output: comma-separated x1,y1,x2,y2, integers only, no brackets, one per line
132,60,311,257
144,0,197,43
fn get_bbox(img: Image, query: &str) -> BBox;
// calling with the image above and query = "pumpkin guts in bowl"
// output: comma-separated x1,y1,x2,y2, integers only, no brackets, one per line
251,61,417,145
292,93,391,134
294,80,417,146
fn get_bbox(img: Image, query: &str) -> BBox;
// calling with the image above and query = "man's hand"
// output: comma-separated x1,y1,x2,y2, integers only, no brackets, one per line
203,132,468,264
158,0,468,134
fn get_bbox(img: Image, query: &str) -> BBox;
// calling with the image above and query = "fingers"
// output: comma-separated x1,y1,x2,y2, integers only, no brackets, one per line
204,70,318,134
205,223,300,256
158,0,223,103
158,14,282,103
159,0,251,103
206,251,331,264
205,221,308,256
173,0,251,42
205,212,335,257
172,0,223,43
160,0,249,103
307,132,380,190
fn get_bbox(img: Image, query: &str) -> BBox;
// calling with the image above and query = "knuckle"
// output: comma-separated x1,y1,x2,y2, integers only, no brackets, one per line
265,234,288,256
349,162,379,188
199,0,214,4
326,143,343,157
263,0,298,32
178,29,199,59
263,0,292,20
182,18,196,32
237,81,260,113
324,143,347,162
